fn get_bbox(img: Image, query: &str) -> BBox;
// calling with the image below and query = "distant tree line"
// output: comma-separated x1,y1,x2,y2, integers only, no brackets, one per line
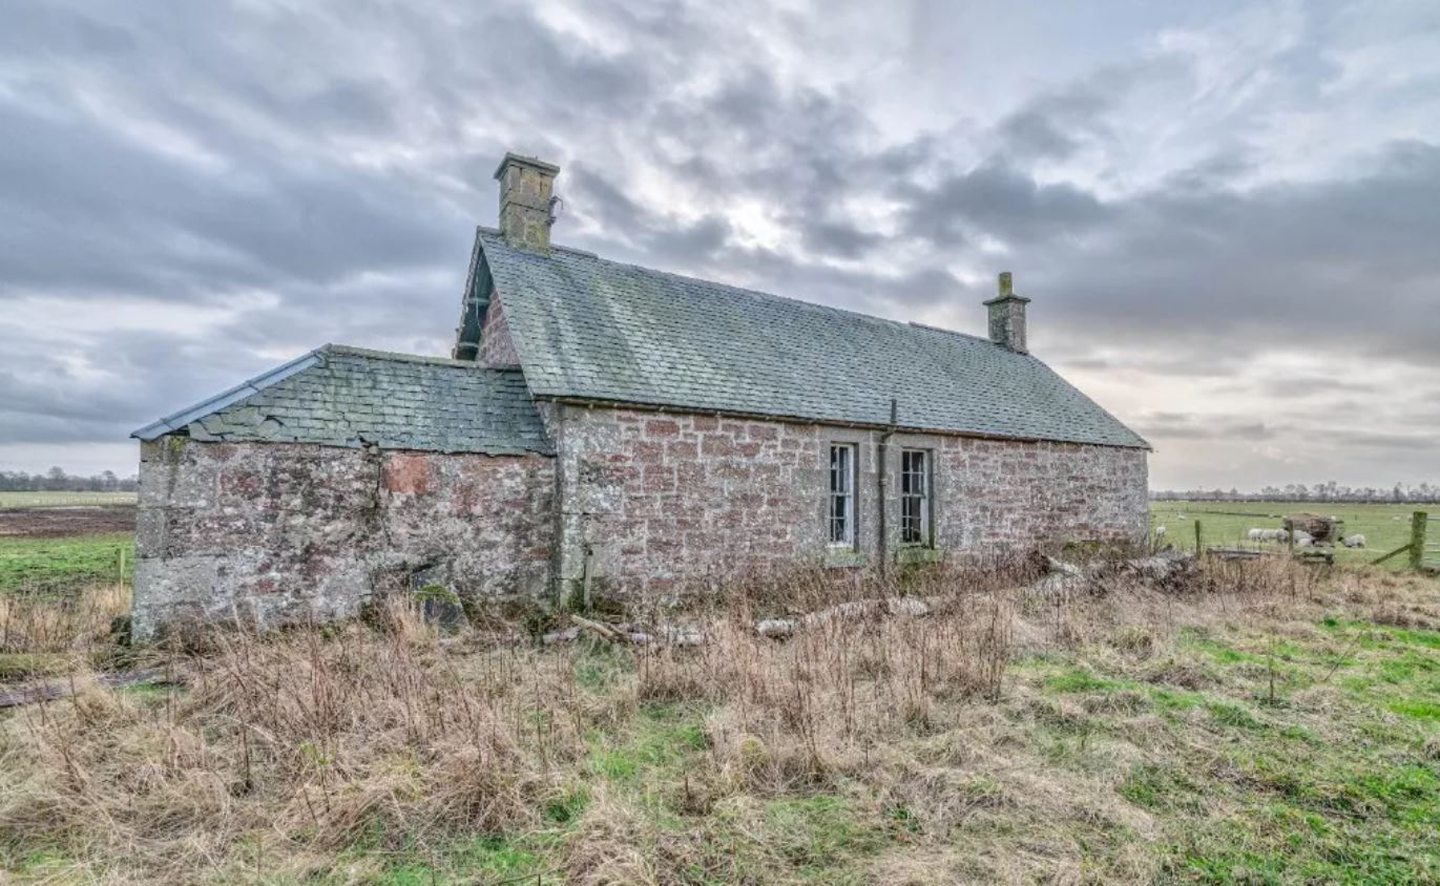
0,467,139,492
1152,482,1440,504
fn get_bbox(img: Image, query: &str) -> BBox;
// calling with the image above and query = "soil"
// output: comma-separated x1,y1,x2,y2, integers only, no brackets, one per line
0,506,137,539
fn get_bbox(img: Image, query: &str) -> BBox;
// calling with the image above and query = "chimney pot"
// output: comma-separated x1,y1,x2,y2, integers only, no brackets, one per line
494,153,560,253
983,271,1030,353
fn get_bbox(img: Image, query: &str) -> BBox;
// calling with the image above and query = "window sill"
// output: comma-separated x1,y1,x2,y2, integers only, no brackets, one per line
894,547,943,565
823,548,868,569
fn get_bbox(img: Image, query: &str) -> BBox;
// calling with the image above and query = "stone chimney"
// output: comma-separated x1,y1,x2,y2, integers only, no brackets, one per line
983,271,1030,353
494,153,560,253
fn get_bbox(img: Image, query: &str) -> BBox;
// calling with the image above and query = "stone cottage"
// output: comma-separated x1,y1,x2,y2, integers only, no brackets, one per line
130,153,1149,639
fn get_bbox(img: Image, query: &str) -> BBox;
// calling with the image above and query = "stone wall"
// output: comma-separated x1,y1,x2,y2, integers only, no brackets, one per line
133,437,554,640
549,405,1148,601
132,407,1147,635
550,406,879,599
931,435,1149,551
477,294,520,367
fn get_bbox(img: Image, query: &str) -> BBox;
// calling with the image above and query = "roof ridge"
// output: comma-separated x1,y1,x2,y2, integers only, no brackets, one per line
475,225,598,258
479,227,954,337
906,321,995,345
322,344,522,370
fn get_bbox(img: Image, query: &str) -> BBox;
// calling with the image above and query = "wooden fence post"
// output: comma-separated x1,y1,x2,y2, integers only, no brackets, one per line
1410,512,1427,571
1194,520,1202,554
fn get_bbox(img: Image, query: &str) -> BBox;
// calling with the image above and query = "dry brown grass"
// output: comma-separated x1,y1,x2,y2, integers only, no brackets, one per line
2,557,1438,883
0,583,132,680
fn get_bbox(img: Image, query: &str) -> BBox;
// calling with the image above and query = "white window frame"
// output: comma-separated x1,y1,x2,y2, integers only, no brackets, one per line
900,448,932,547
828,443,857,548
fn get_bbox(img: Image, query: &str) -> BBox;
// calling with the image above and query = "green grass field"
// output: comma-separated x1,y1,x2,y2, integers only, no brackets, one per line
0,534,135,594
1151,500,1435,566
0,491,137,509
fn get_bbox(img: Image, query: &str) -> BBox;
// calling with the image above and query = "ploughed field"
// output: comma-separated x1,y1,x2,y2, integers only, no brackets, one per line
1151,499,1433,566
2,538,1439,882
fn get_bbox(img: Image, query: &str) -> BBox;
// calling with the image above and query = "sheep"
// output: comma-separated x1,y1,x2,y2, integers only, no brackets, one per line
1342,534,1367,549
1248,528,1289,543
1154,525,1167,541
1293,530,1315,547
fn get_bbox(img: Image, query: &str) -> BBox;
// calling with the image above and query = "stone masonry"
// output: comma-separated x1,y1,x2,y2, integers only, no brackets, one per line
548,404,1148,601
133,437,553,639
478,295,521,367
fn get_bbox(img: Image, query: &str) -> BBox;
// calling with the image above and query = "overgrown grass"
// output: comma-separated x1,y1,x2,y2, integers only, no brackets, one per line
2,559,1438,882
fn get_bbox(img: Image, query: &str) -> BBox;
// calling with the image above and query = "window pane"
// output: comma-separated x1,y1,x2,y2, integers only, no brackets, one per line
829,444,855,546
900,449,930,546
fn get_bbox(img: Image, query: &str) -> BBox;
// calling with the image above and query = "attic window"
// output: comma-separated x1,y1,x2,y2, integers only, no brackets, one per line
900,449,932,546
829,443,857,547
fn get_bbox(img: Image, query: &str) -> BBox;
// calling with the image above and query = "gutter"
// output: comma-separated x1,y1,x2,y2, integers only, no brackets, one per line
877,398,897,578
538,394,1151,452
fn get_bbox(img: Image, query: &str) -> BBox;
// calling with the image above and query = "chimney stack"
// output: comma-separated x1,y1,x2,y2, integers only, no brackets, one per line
983,271,1030,353
494,153,560,253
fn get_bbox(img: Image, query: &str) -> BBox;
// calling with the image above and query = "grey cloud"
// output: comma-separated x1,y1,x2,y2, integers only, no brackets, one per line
801,220,884,258
899,162,1111,247
982,141,1440,370
1,0,1437,491
995,81,1116,162
1326,429,1439,450
1135,413,1278,441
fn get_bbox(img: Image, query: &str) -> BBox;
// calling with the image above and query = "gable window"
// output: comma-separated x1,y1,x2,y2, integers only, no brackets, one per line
900,449,932,546
829,443,857,547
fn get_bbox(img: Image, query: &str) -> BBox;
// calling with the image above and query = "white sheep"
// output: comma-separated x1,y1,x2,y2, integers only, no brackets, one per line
1342,535,1367,548
1248,528,1288,542
1154,525,1167,543
1294,530,1315,547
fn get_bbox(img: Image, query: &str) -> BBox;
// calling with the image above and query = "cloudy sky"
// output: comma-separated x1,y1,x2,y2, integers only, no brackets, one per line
2,0,1437,489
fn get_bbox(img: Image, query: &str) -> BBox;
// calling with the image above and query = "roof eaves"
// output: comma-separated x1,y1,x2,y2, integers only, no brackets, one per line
539,393,1152,450
130,347,325,441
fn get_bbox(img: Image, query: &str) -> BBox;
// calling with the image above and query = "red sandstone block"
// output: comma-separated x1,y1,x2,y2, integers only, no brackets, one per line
645,419,680,437
383,454,434,495
746,423,779,440
701,434,736,456
642,467,676,493
666,441,698,458
692,415,719,431
632,441,665,462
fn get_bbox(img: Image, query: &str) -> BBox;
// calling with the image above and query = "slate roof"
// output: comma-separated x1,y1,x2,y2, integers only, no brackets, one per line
132,345,552,456
472,229,1149,449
